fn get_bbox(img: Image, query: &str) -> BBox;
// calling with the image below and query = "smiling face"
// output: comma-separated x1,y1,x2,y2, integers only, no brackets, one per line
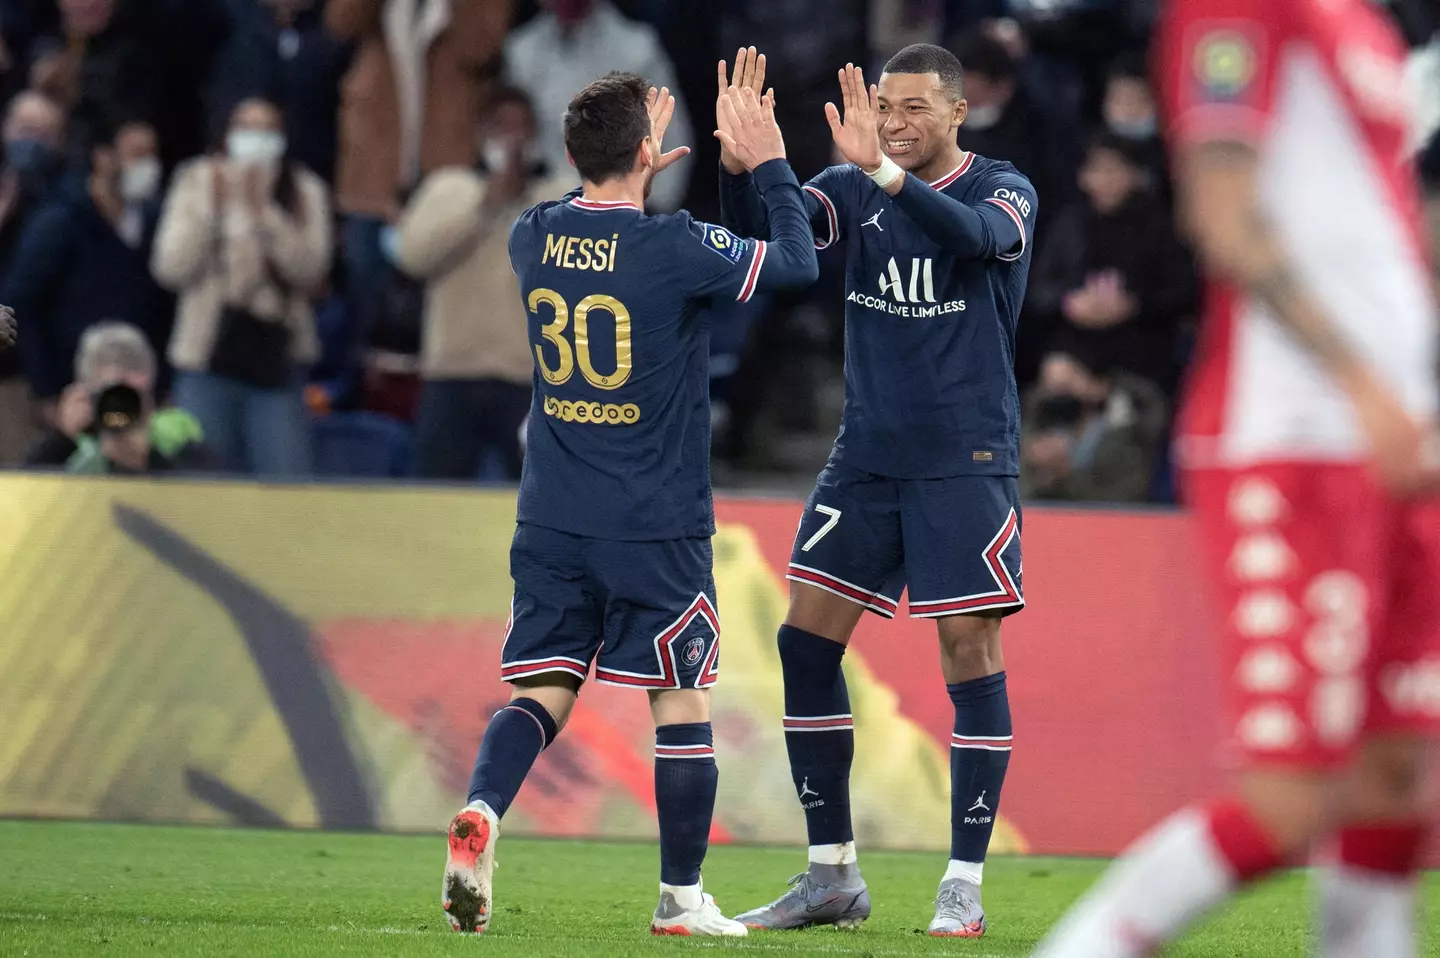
877,71,966,181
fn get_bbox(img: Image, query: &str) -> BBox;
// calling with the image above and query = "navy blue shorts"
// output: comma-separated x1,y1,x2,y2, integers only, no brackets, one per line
502,523,720,689
786,461,1024,620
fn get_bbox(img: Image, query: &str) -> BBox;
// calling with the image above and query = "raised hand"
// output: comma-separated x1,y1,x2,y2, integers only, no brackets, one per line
824,63,883,173
714,86,785,172
717,46,774,174
646,86,691,177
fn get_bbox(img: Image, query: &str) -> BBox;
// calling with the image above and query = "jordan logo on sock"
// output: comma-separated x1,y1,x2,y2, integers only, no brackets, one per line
798,777,824,809
965,791,992,825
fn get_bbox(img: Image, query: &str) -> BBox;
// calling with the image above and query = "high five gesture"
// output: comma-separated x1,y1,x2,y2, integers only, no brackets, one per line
825,63,883,174
646,86,690,177
717,47,773,174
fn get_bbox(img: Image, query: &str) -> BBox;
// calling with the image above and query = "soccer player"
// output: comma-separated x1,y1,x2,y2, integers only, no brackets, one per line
1034,0,1440,954
718,45,1037,936
440,74,818,936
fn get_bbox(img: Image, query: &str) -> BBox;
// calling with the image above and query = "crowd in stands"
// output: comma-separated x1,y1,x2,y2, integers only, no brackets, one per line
0,0,1434,500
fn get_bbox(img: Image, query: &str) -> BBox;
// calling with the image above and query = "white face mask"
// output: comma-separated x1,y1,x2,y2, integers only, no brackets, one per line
482,142,511,173
227,128,286,166
119,157,161,203
964,104,1004,131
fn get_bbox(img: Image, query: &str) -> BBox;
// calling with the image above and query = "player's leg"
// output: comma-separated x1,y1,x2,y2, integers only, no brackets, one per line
646,686,745,936
900,475,1022,938
444,523,600,933
1035,465,1386,957
1319,735,1431,958
589,536,743,937
735,462,901,930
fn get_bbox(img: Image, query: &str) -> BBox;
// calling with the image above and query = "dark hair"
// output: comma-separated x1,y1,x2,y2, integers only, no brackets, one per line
563,72,649,185
1085,130,1147,171
948,31,1015,85
883,43,965,100
1107,51,1150,85
488,84,536,125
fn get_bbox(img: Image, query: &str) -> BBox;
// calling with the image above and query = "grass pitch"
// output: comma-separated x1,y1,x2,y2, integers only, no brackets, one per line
2,820,1438,956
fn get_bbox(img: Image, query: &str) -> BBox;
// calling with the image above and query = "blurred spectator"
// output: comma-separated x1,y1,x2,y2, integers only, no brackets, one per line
0,1,59,106
507,0,690,210
30,0,232,169
1099,53,1166,193
66,380,212,473
23,320,206,469
1020,351,1166,503
152,96,330,477
216,0,351,184
7,117,169,407
325,0,511,400
1026,133,1196,391
0,89,66,464
952,29,1078,227
394,87,568,480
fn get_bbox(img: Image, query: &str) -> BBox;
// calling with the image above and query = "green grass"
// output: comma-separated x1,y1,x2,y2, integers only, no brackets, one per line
1,821,1438,956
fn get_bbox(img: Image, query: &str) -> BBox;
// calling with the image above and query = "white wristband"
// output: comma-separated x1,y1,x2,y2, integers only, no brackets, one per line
864,155,903,190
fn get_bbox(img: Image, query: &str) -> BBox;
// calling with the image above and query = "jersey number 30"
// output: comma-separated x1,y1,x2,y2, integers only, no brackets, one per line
529,288,632,390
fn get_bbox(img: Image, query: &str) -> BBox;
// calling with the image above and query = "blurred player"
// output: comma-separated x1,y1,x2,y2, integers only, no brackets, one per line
440,74,818,936
718,46,1037,936
1035,0,1440,955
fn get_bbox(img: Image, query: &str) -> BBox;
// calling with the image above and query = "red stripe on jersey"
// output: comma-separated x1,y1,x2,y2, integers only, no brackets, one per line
785,564,899,611
738,241,767,303
804,185,839,248
930,153,974,190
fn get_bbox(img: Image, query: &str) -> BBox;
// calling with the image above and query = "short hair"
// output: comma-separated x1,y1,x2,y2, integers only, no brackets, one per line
1086,130,1148,170
563,72,650,185
75,322,155,385
883,43,965,100
949,31,1015,84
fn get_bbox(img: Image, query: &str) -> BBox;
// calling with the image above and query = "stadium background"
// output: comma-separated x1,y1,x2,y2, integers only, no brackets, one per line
0,474,1225,858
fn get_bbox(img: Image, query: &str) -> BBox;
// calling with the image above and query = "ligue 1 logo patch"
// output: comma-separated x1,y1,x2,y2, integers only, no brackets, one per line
1193,28,1257,102
682,635,706,667
699,224,746,264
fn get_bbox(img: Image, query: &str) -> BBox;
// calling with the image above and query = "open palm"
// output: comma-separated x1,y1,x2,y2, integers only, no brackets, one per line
646,86,691,176
825,63,882,172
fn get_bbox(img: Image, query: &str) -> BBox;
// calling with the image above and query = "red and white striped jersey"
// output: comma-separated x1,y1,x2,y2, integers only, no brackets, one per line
1158,0,1437,467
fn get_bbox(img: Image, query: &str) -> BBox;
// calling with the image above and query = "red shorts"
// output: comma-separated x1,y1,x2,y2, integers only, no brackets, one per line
1187,463,1440,767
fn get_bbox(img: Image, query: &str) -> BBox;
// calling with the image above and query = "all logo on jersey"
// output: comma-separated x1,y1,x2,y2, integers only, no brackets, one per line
1192,27,1258,103
846,256,966,318
698,223,746,264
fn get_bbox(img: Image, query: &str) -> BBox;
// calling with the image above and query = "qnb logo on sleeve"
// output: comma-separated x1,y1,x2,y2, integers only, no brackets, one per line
847,256,965,317
992,188,1031,219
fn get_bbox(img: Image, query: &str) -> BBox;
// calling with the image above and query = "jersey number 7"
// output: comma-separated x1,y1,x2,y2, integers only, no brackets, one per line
529,288,633,390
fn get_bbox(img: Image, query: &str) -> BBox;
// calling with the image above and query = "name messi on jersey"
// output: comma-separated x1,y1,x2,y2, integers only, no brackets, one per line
542,233,621,271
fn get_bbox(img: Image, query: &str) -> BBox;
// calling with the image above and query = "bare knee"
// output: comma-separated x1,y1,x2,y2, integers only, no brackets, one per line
511,675,581,731
1239,769,1339,856
1343,736,1430,822
936,613,1004,684
650,688,711,726
785,581,865,645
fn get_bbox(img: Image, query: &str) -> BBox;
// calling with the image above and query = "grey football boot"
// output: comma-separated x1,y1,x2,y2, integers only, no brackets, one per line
733,863,871,930
927,877,986,937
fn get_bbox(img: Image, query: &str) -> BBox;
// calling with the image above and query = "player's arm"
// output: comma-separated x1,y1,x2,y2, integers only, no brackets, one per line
1177,144,1426,488
824,64,1029,259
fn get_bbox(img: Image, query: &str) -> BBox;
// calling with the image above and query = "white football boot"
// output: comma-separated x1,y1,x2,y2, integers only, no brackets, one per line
651,882,749,937
442,802,499,933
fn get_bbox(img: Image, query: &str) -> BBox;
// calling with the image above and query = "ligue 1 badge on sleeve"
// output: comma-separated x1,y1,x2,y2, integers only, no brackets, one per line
1194,29,1258,102
700,223,746,264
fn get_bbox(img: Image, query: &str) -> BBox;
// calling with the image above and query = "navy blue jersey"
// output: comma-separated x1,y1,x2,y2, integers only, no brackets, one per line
722,154,1036,478
511,160,816,541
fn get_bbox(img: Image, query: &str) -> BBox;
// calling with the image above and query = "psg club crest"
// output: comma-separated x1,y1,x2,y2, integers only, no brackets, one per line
1193,28,1257,102
682,635,706,667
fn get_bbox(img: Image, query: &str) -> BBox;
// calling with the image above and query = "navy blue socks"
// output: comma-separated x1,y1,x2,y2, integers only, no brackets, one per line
778,624,856,856
654,722,717,886
947,672,1012,878
467,697,557,817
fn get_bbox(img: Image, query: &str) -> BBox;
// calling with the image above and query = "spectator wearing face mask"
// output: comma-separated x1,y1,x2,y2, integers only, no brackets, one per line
152,96,331,477
5,117,170,413
0,89,66,464
1098,53,1167,197
1026,132,1198,393
392,85,569,480
506,0,691,211
952,28,1079,230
